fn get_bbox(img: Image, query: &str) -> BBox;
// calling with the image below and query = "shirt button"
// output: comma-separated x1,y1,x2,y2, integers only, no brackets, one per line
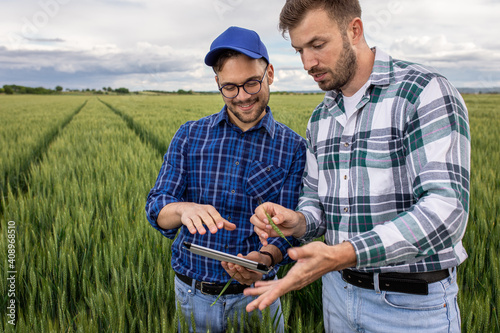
227,216,231,221
231,190,235,194
344,142,349,147
344,207,349,212
344,175,348,180
235,161,239,166
266,167,271,171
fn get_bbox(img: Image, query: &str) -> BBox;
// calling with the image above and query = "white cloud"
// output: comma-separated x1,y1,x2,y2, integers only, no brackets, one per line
273,69,318,92
0,0,499,90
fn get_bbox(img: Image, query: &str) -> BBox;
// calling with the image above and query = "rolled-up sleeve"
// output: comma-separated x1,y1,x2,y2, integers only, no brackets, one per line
297,122,328,243
145,123,190,239
266,137,307,260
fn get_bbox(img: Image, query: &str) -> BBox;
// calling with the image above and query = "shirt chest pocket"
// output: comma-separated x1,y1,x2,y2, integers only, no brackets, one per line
352,138,406,195
244,161,287,202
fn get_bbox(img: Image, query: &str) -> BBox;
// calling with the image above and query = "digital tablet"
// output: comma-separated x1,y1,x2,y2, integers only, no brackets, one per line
183,242,272,274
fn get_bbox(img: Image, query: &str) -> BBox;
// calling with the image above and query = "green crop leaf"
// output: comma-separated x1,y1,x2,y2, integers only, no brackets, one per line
211,275,235,307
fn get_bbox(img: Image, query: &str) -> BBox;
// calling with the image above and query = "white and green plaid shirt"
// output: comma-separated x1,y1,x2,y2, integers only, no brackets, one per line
298,48,470,273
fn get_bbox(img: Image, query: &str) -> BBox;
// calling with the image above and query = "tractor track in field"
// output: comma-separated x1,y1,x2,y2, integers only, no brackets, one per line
98,98,168,158
1,100,88,216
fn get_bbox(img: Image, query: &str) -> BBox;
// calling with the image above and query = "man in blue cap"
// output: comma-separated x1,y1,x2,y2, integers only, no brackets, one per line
146,26,307,332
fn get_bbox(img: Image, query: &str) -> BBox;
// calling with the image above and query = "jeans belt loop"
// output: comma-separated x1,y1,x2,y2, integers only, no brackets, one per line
373,272,381,294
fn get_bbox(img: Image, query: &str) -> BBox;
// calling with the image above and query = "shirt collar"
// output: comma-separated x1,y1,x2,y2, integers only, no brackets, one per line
368,47,393,87
212,105,276,138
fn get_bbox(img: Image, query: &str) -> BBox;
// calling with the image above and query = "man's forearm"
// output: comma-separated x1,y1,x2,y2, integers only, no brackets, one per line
156,202,185,230
334,241,357,270
292,211,308,239
259,244,283,267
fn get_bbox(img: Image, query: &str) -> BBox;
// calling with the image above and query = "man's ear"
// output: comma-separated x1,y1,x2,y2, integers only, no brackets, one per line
349,17,364,45
266,63,275,85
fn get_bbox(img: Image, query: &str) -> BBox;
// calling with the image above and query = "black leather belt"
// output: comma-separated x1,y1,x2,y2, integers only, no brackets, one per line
175,272,250,295
341,268,450,295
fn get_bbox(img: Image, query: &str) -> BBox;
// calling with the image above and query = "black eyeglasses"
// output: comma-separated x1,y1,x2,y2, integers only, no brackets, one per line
218,65,268,99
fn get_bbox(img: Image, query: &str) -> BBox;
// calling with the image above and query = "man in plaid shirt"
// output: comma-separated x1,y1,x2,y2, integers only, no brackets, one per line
245,1,470,332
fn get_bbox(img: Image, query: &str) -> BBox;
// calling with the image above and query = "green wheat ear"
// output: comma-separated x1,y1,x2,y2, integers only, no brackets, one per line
258,199,293,247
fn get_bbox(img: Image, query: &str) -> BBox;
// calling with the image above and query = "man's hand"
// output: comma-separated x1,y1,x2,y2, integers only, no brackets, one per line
221,245,282,286
244,241,356,312
157,202,236,234
250,202,306,246
179,203,236,234
221,251,266,286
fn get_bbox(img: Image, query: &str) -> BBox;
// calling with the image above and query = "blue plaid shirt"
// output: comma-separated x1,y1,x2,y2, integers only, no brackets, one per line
146,106,307,283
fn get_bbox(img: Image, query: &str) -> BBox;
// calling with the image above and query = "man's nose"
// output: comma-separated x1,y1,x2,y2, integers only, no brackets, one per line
301,50,319,71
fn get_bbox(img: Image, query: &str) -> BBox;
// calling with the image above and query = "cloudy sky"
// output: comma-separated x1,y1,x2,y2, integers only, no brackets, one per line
1,0,499,92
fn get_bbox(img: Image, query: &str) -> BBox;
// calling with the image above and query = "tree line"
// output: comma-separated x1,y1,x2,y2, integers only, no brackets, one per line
1,85,131,95
1,85,63,95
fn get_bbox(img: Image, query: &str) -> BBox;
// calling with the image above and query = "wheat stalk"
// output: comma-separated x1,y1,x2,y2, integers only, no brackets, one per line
258,198,293,247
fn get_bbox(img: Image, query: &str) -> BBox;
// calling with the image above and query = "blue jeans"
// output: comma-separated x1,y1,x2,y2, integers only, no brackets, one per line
322,268,461,333
174,275,284,333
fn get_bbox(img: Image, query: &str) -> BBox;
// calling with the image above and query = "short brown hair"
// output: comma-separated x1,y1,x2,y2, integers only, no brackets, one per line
212,50,268,74
279,0,362,36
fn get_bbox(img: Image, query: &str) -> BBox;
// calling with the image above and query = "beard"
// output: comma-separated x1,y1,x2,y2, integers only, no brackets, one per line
310,34,357,92
226,90,270,126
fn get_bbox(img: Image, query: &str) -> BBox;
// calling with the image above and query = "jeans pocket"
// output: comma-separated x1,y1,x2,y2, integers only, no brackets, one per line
174,276,191,306
383,287,446,311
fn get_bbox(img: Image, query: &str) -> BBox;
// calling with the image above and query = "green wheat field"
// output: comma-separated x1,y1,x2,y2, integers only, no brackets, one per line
1,93,499,332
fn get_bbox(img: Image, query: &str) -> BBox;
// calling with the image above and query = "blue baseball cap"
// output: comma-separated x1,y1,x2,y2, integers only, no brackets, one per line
204,26,269,67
